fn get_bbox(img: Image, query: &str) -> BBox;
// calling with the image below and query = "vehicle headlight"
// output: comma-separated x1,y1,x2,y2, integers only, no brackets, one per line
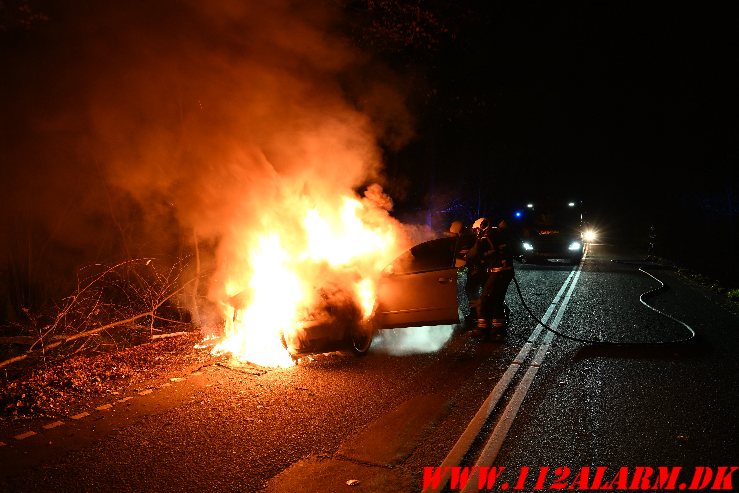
582,229,598,242
522,241,534,251
568,241,582,251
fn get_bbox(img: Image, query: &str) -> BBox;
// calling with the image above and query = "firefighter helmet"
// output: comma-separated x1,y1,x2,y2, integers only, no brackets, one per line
472,217,489,235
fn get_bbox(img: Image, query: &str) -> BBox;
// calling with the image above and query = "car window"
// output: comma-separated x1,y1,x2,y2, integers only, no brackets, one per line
387,237,458,275
518,204,583,237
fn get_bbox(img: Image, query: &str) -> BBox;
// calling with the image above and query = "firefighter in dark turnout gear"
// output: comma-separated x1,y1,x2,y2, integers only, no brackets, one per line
465,217,514,339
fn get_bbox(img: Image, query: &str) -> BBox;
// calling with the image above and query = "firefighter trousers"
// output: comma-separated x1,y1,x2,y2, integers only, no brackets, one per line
478,268,514,330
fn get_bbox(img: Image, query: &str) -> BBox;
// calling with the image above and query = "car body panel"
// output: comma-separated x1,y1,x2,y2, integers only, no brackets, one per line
519,230,583,263
372,234,476,329
266,233,477,357
374,266,460,329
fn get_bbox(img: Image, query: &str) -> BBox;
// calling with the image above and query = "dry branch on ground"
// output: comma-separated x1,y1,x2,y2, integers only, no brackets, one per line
0,257,203,370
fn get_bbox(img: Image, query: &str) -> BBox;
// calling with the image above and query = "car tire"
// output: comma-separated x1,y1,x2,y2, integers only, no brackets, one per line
350,320,374,356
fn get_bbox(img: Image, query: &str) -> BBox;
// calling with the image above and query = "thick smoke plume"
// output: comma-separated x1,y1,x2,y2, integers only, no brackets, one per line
0,1,414,322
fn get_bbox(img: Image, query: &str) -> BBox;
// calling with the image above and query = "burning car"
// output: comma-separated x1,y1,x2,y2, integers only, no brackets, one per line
213,190,489,365
279,230,480,358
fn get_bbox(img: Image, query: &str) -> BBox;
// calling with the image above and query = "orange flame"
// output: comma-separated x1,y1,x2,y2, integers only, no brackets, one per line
213,188,404,367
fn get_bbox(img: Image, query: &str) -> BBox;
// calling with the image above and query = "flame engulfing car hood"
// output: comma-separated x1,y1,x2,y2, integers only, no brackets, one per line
212,188,413,367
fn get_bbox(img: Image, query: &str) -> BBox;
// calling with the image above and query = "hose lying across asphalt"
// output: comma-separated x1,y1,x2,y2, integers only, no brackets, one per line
511,262,696,346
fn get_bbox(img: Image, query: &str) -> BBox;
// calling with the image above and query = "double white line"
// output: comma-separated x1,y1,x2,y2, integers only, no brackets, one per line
424,264,584,493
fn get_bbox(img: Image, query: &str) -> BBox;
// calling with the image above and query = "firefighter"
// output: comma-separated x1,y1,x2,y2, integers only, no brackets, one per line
465,216,514,340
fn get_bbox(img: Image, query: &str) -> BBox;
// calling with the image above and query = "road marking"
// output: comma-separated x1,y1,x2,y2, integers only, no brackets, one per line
1,370,204,446
512,343,532,364
14,430,37,440
461,337,554,492
460,269,583,492
423,267,581,493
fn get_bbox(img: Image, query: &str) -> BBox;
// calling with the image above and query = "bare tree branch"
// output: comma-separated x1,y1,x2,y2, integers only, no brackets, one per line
1,258,198,370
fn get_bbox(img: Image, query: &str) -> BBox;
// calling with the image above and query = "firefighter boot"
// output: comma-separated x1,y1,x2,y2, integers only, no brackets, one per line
488,317,507,341
471,319,488,339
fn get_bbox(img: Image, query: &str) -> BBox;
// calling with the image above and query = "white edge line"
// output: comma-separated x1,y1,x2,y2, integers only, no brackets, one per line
422,268,579,493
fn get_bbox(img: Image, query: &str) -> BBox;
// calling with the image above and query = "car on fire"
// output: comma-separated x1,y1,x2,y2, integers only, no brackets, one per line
282,229,481,358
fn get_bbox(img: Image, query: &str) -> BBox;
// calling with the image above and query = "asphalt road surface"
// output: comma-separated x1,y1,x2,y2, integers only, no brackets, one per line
1,243,737,492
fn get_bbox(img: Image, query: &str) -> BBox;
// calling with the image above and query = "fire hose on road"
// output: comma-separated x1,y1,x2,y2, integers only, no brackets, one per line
425,258,700,493
511,261,696,346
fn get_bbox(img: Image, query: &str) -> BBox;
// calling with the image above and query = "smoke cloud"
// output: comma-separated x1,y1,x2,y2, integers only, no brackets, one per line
0,1,414,318
372,325,455,355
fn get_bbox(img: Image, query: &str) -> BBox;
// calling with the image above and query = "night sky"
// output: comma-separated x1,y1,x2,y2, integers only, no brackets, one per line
381,3,737,210
362,2,738,282
1,1,738,317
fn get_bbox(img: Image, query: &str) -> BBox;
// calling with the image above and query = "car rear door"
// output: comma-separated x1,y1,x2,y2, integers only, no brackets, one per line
374,236,463,329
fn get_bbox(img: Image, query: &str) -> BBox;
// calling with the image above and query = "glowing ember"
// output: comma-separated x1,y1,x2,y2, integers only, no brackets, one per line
212,188,404,367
